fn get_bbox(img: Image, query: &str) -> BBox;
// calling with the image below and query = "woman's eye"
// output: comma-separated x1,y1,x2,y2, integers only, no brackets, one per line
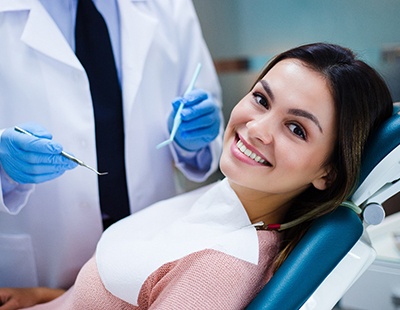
253,93,269,109
288,123,306,140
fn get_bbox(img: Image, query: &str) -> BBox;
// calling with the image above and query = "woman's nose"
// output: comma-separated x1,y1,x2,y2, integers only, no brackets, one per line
246,114,274,145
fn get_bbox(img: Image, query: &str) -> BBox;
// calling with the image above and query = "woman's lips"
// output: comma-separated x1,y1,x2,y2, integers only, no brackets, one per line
234,137,272,166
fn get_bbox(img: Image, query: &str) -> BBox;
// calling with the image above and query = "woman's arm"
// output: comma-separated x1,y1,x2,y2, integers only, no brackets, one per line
0,287,65,310
139,249,271,309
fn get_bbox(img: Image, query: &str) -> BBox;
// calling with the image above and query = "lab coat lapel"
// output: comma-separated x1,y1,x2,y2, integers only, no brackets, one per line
118,0,158,117
15,0,82,70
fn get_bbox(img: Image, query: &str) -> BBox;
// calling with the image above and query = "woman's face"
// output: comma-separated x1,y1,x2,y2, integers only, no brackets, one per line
220,59,337,209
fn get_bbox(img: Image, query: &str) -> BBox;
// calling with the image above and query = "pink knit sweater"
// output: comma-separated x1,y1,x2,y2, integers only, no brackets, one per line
26,231,280,309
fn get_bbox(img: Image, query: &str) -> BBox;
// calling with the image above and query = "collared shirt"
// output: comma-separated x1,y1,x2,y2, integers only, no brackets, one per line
37,0,208,170
39,0,122,81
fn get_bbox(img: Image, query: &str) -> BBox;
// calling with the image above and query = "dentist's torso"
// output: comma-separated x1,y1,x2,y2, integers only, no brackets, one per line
0,0,221,289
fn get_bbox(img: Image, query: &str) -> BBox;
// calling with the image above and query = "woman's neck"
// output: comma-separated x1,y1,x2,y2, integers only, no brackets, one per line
228,180,295,225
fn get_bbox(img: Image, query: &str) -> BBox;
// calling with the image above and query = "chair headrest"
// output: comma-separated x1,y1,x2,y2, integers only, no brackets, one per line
358,106,400,185
352,106,400,206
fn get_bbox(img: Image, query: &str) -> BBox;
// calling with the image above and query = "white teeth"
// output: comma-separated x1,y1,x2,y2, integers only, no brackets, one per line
236,140,267,165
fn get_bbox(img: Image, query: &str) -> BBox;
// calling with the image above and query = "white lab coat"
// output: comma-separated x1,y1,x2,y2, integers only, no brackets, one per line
0,0,222,289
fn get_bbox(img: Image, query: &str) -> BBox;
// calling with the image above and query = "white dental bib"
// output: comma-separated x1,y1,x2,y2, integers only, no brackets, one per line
96,178,260,305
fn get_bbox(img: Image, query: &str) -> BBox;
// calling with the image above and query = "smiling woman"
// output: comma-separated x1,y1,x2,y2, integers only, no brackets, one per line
220,58,337,228
0,43,393,310
248,42,393,268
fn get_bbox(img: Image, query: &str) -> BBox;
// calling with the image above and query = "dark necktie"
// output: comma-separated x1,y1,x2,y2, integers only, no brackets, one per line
75,0,130,227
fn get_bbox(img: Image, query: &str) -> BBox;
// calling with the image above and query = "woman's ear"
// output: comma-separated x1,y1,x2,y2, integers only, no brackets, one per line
312,166,336,190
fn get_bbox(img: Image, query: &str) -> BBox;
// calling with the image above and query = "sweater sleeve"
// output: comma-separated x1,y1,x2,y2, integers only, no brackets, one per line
138,232,280,310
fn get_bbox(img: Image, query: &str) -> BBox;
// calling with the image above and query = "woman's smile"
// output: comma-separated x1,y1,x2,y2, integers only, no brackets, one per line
232,135,271,166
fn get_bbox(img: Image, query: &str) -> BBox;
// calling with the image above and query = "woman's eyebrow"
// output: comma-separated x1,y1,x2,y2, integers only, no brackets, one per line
288,108,323,133
259,79,323,133
260,80,275,101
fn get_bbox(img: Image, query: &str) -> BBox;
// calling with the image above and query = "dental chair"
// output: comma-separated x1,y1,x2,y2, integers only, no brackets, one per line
247,104,400,310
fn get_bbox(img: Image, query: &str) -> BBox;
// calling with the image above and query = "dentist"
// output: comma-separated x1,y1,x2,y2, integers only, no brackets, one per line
0,0,222,290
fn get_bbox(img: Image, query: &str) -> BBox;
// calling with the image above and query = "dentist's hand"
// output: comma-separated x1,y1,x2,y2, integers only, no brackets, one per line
0,123,77,184
168,89,221,152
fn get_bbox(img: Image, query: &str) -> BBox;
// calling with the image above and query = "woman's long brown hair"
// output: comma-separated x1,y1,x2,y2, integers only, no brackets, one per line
252,43,393,270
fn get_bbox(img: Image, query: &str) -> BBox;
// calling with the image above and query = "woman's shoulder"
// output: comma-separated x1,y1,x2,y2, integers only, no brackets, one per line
139,243,276,309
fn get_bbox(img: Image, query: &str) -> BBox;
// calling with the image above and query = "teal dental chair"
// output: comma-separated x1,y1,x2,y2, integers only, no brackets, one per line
247,104,400,310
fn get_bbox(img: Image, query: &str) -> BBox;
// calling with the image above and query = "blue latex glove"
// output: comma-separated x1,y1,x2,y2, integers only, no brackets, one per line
0,123,78,184
168,89,221,152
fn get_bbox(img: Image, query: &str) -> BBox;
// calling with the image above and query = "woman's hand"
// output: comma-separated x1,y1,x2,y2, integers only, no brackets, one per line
0,287,65,310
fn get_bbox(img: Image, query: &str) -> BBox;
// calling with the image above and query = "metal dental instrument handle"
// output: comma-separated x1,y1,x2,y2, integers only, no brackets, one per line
156,63,202,149
14,126,108,176
57,150,108,176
